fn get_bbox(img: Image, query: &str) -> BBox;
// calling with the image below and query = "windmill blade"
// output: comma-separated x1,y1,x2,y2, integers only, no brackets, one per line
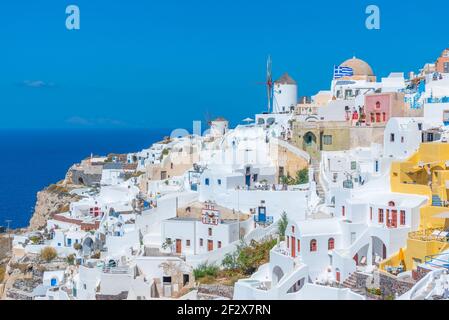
266,55,273,113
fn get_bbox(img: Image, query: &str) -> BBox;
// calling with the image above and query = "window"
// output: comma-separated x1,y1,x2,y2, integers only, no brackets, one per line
351,161,357,170
328,238,335,250
379,209,384,223
418,123,423,130
323,135,333,145
292,226,295,233
218,241,222,249
205,178,210,186
401,136,404,143
382,112,386,122
217,179,222,185
390,133,395,142
342,206,345,217
208,228,212,236
163,276,172,284
370,207,373,221
297,239,300,253
350,232,356,244
186,240,191,247
200,238,203,246
310,239,317,252
400,210,406,225
376,113,381,122
375,101,381,109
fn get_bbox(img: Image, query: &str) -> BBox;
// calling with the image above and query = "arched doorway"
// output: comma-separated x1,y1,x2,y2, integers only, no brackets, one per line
372,236,387,264
272,266,285,286
302,132,318,156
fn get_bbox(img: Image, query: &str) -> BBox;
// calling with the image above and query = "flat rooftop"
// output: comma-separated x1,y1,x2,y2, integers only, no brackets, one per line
176,201,250,221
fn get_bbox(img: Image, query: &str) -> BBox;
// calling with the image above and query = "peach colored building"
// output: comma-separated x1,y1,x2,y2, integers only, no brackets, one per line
436,49,449,73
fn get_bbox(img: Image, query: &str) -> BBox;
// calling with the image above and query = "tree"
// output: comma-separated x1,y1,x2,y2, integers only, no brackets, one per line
222,250,239,271
40,247,57,262
295,168,309,185
162,238,174,253
278,211,289,238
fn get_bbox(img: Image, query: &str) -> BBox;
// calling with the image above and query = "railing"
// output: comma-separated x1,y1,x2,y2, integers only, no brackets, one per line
102,266,130,274
409,229,449,243
425,252,449,270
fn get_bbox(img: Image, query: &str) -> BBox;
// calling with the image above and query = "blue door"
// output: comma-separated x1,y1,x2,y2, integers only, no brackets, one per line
245,175,251,187
51,278,57,286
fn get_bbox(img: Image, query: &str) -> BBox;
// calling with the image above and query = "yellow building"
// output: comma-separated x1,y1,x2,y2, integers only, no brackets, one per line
382,143,449,271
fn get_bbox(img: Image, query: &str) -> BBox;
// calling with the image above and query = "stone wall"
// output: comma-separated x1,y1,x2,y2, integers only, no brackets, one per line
198,284,234,299
413,265,432,282
379,271,415,298
353,272,370,289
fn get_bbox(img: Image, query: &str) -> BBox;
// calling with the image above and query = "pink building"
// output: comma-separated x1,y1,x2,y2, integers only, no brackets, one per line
364,92,405,125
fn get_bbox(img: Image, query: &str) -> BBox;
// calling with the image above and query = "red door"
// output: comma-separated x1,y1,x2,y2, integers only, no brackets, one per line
291,236,296,258
207,240,213,252
353,253,358,265
176,239,182,254
336,271,341,283
376,113,381,122
391,210,397,228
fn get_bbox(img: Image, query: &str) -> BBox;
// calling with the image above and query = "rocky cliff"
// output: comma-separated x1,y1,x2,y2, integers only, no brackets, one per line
28,183,81,231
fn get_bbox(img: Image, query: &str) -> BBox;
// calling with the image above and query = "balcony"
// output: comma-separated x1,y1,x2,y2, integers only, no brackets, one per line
409,229,449,243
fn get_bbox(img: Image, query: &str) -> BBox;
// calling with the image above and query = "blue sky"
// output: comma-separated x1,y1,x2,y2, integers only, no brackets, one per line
0,0,448,130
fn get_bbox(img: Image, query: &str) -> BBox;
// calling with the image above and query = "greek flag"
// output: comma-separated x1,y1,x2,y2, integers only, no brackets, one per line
334,66,354,79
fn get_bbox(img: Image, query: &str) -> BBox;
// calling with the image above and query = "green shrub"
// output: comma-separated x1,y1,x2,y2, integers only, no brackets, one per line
193,263,219,280
66,254,76,265
29,236,41,244
40,247,57,262
295,168,309,184
221,238,277,275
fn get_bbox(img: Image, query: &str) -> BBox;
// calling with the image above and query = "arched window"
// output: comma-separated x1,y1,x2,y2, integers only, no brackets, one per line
310,239,317,252
292,225,295,233
375,101,381,109
328,238,335,250
388,201,395,207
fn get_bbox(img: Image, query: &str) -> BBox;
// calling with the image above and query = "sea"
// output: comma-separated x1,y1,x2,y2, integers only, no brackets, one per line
0,129,168,229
